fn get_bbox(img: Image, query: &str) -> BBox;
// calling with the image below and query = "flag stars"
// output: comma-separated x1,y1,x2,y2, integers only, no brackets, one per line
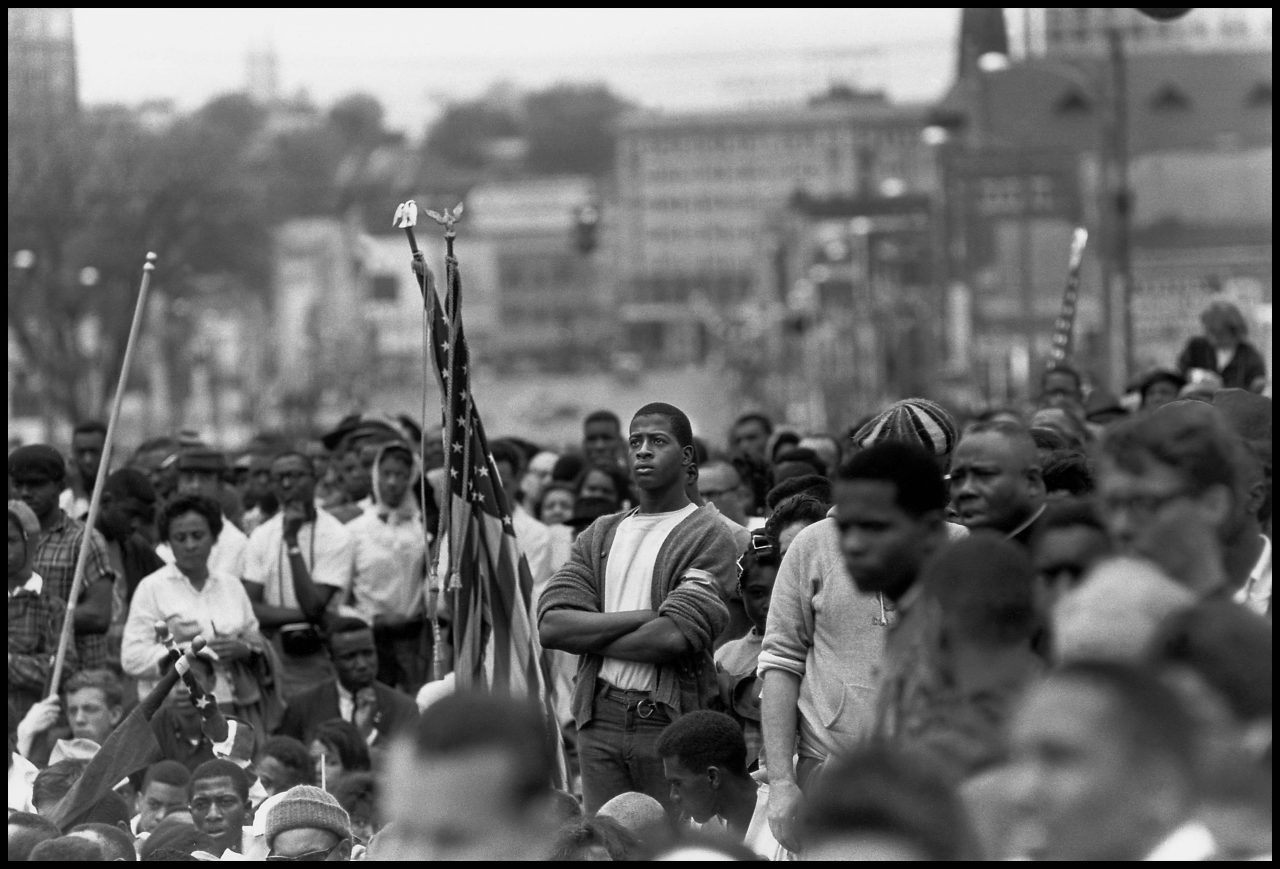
477,466,489,478
452,441,464,454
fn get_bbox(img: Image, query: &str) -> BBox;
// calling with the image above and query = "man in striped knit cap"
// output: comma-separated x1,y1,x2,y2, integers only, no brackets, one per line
761,398,964,853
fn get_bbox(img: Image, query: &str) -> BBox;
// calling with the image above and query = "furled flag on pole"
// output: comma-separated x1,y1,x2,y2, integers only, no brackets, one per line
395,201,570,789
1048,227,1090,366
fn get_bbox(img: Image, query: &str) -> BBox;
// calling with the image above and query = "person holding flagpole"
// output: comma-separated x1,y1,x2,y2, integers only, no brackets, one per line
538,402,741,816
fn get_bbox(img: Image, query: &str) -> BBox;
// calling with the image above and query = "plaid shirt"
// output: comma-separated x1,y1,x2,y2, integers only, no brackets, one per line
32,510,120,671
8,573,77,717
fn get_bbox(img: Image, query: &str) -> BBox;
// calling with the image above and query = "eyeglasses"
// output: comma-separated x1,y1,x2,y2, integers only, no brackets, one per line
189,795,244,814
266,841,345,861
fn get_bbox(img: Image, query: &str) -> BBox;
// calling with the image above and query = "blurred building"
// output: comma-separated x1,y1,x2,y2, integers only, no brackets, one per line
1028,8,1271,58
614,91,939,372
772,192,938,431
466,176,613,372
933,8,1271,400
7,8,78,133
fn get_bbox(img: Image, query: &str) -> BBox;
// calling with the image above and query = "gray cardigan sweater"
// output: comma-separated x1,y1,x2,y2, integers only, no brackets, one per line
536,504,738,728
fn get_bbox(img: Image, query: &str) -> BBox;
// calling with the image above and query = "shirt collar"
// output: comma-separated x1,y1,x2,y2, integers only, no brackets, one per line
1005,503,1047,542
1234,534,1272,611
8,572,44,597
1143,820,1217,861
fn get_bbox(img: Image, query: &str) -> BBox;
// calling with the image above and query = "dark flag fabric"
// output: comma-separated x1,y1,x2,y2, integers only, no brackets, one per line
417,248,570,789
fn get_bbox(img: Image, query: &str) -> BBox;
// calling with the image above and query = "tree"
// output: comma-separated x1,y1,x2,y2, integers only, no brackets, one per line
522,83,633,176
8,96,274,426
423,99,521,168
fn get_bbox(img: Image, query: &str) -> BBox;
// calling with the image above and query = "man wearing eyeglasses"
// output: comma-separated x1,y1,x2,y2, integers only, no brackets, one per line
264,784,353,862
1096,401,1266,609
244,452,355,699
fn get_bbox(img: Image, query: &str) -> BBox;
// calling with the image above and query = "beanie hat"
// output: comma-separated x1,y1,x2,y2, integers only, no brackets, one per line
265,785,351,847
7,499,41,544
8,444,67,484
851,398,958,458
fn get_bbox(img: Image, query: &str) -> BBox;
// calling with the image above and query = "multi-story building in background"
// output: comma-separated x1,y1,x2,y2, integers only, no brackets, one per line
7,8,78,133
934,8,1271,401
1027,7,1271,59
614,91,938,372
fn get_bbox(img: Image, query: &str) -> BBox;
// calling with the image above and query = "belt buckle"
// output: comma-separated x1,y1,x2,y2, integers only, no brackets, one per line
636,698,657,719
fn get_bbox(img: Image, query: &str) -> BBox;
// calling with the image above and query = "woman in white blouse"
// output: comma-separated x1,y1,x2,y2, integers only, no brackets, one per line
122,493,277,727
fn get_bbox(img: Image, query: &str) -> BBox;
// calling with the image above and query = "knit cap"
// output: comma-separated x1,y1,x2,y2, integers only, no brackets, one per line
851,398,958,457
265,785,351,847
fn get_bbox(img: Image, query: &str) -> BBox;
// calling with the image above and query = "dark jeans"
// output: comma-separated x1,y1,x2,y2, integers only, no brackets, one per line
577,680,675,816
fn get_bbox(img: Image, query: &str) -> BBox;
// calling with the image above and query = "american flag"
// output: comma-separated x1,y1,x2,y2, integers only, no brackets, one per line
419,246,570,788
1048,227,1090,365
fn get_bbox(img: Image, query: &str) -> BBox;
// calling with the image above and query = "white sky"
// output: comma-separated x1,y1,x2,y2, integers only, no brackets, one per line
73,8,961,134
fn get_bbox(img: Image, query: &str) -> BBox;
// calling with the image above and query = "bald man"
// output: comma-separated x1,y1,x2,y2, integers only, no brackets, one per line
949,421,1047,546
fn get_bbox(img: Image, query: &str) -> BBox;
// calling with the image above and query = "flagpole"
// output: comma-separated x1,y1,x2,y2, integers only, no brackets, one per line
1047,228,1089,367
49,252,157,696
396,201,459,684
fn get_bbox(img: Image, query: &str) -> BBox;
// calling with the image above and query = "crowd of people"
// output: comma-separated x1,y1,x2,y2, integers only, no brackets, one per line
6,298,1272,861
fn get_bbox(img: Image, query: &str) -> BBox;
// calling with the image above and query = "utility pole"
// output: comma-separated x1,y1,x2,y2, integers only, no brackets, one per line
1105,24,1134,390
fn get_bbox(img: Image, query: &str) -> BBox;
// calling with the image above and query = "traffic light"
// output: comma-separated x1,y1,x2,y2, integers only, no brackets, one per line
574,204,599,255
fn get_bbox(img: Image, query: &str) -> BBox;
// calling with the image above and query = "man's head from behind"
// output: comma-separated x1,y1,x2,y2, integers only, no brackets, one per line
27,834,105,861
32,758,89,815
921,531,1037,650
949,421,1046,533
1006,660,1200,861
1029,498,1113,613
596,791,675,859
188,759,250,854
378,691,556,861
850,397,959,471
265,784,352,862
136,760,192,835
801,745,978,860
834,441,948,600
655,711,747,825
8,811,61,862
326,617,378,694
68,822,138,862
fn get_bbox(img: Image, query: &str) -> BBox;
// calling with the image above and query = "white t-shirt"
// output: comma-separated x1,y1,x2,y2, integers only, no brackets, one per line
599,503,697,691
243,510,354,613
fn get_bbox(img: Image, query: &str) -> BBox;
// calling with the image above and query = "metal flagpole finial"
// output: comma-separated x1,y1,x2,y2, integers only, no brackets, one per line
394,200,418,229
425,203,465,239
1067,227,1089,270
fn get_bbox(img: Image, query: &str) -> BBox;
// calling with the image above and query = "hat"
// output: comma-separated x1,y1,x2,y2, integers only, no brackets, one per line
1083,387,1128,423
176,448,227,474
265,785,351,847
851,398,958,457
8,444,67,483
7,499,40,543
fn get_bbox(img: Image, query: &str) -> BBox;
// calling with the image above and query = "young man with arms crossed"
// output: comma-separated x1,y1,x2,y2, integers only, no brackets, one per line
539,402,739,815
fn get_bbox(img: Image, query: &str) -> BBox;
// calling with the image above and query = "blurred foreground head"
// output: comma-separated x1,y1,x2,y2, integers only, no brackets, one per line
376,691,557,861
